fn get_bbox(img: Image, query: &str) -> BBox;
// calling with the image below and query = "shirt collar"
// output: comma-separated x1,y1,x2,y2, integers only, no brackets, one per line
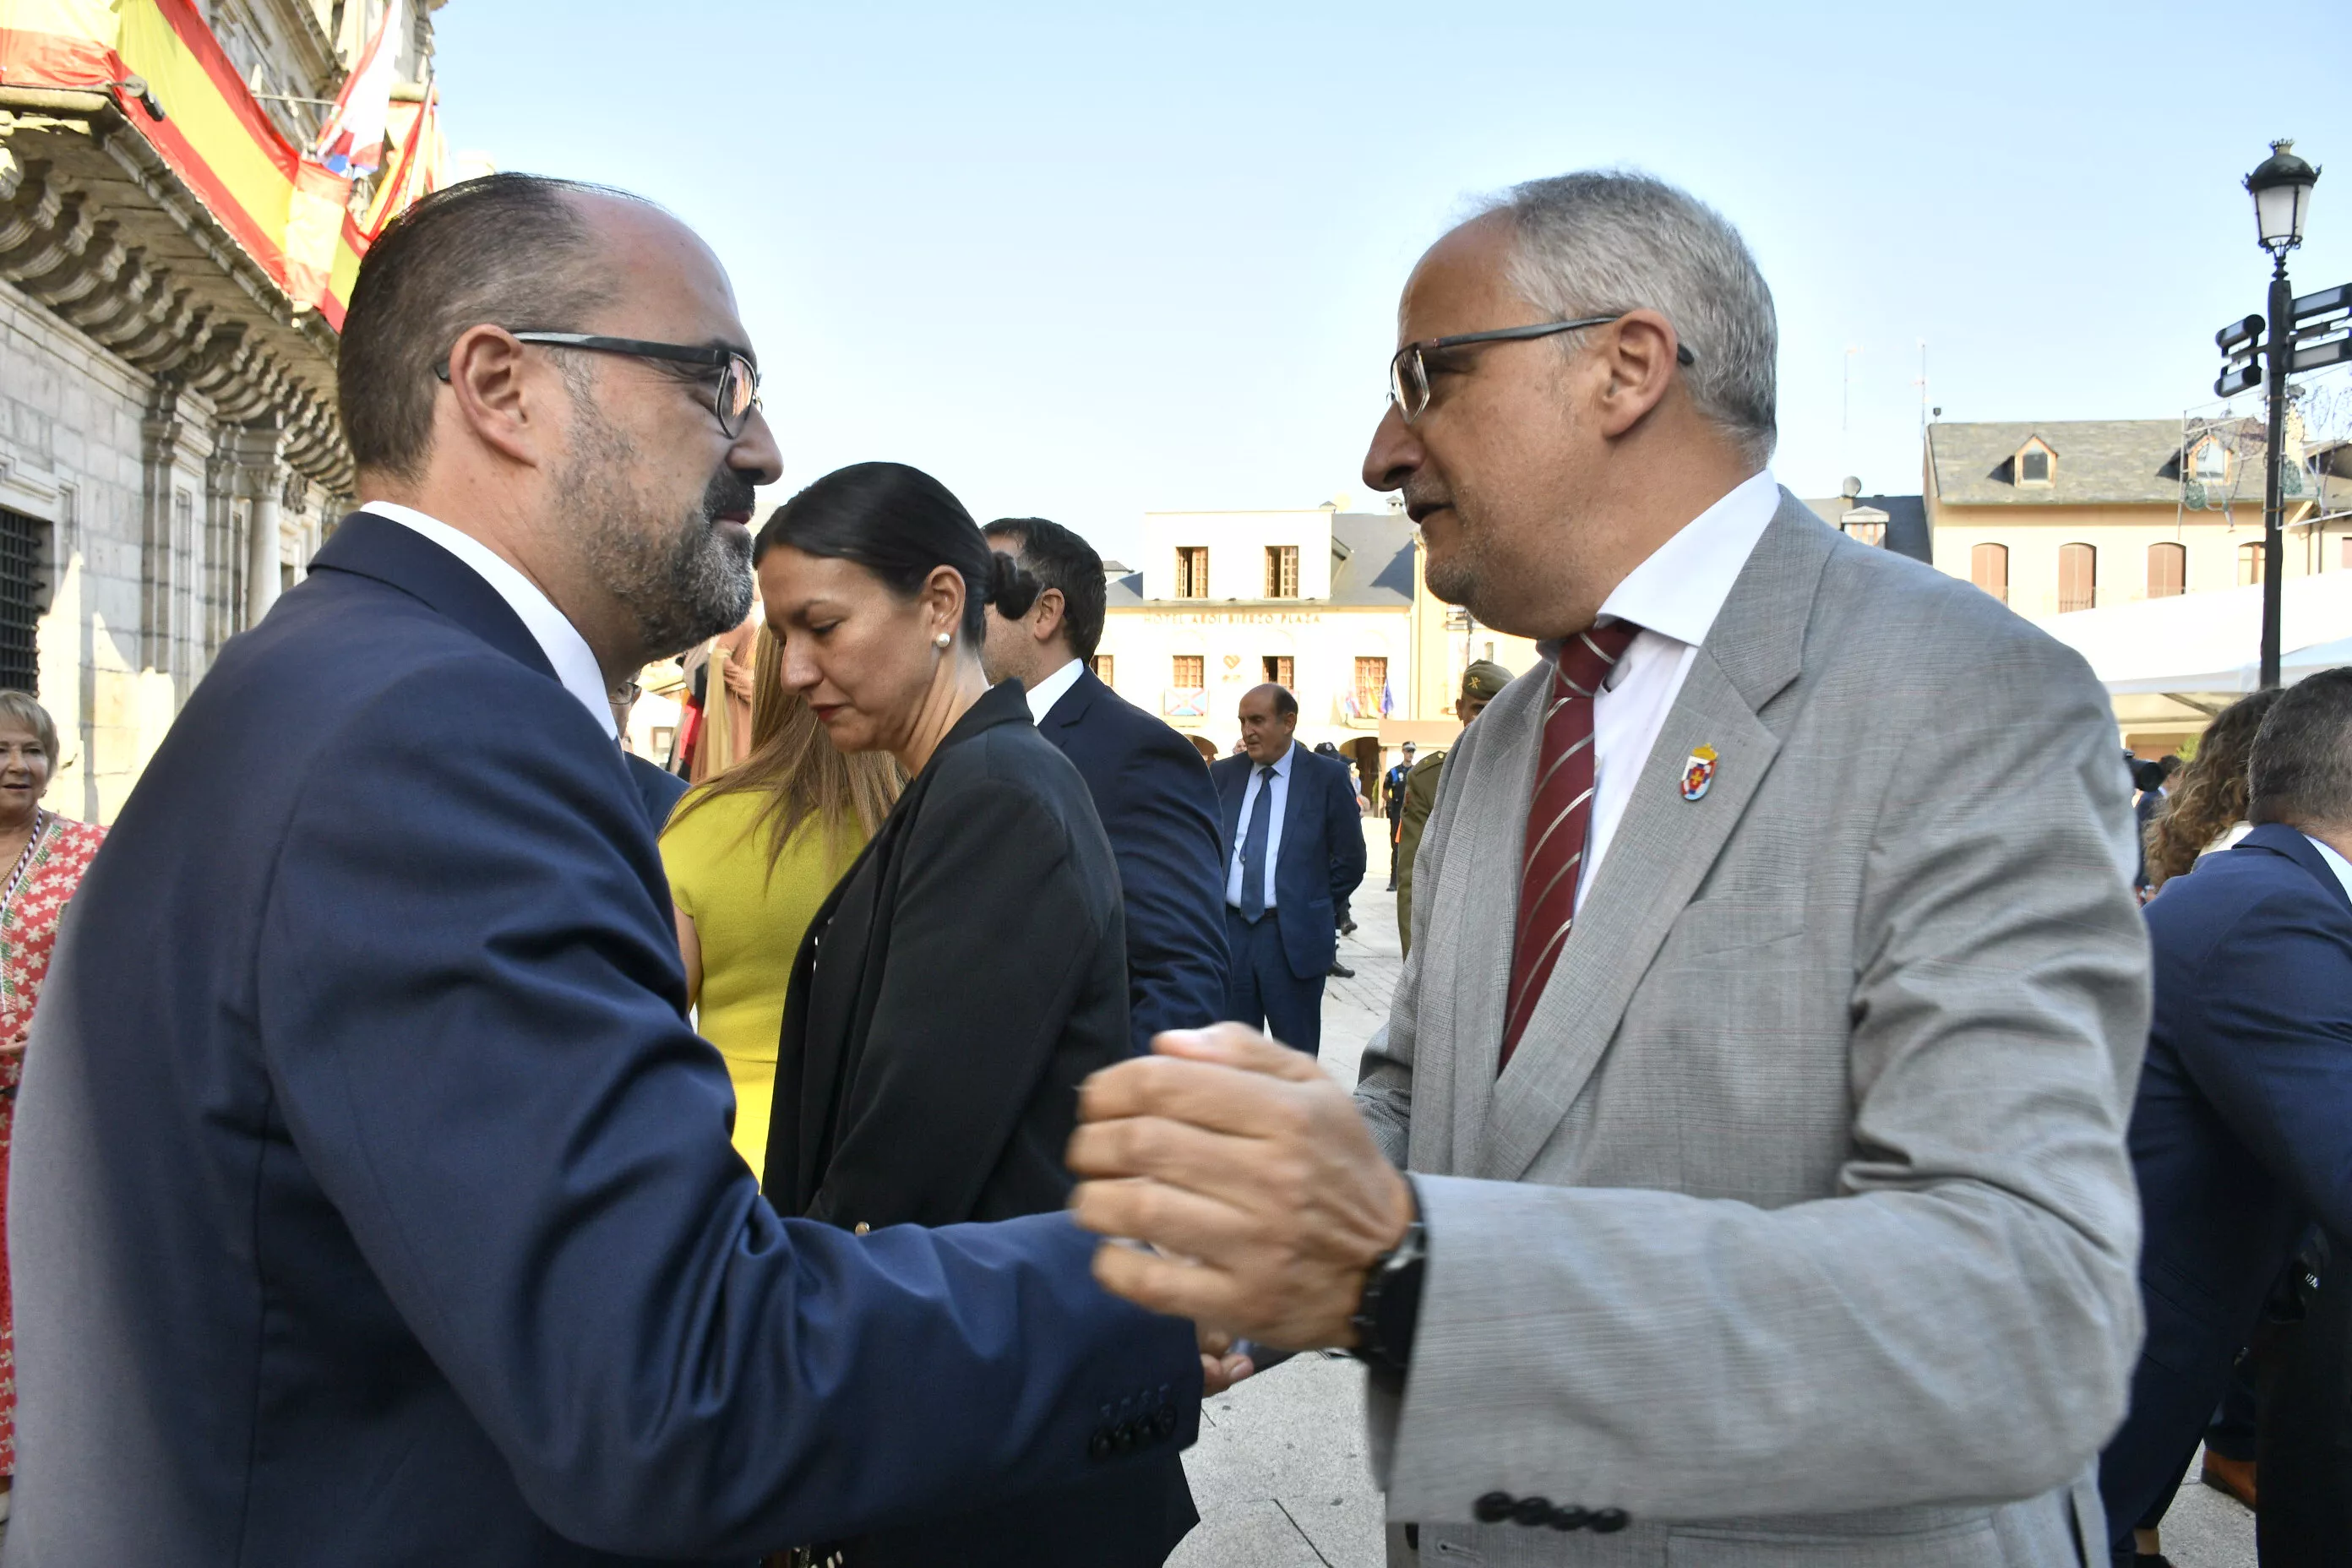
2305,833,2352,904
1023,658,1086,725
1261,741,1296,778
358,501,618,740
1594,468,1782,648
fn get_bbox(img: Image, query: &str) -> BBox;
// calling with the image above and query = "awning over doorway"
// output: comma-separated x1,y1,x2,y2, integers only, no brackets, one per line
2033,570,2352,697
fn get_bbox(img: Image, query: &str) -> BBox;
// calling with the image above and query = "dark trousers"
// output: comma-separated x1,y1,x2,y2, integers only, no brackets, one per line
2255,1237,2352,1563
1386,809,1402,879
1223,906,1323,1054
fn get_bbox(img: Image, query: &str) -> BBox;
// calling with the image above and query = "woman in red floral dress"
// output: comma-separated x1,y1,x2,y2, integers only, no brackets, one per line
0,691,105,1519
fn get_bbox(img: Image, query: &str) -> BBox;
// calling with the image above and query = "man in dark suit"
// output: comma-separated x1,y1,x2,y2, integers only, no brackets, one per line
2099,667,2352,1565
1209,683,1367,1055
8,174,1200,1567
982,517,1228,1054
1382,742,1415,890
612,671,691,827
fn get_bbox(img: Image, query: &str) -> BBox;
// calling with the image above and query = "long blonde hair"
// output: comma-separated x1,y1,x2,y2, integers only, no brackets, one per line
666,625,901,876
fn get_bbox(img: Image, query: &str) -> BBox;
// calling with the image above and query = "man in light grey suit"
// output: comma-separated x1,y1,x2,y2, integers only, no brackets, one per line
1068,170,2151,1565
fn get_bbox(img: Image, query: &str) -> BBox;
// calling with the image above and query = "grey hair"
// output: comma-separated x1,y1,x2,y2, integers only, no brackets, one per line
1477,171,1778,467
0,690,57,762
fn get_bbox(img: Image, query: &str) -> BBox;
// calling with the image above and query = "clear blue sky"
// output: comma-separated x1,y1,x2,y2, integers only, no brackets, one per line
428,1,2352,563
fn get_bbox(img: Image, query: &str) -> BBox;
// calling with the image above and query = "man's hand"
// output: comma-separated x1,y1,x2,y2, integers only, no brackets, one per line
1068,1024,1413,1351
1198,1324,1255,1396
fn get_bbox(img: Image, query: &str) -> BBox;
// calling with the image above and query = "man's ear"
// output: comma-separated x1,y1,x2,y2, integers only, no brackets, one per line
1032,587,1067,645
1590,308,1681,440
441,324,558,468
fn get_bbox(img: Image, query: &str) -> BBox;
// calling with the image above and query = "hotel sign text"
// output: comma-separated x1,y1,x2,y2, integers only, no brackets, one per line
1138,612,1326,626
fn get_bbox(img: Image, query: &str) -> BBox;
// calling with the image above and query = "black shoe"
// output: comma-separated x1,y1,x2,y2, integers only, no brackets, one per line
1339,918,1358,936
1383,880,1397,892
1329,961,1356,978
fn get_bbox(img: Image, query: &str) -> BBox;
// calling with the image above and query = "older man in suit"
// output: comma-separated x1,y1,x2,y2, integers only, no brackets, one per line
8,174,1202,1567
2099,670,2352,1565
1069,169,2149,1565
1208,684,1368,1056
982,515,1229,1054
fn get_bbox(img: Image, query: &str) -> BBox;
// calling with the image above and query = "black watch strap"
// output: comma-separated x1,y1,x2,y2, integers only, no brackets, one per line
1348,1179,1426,1375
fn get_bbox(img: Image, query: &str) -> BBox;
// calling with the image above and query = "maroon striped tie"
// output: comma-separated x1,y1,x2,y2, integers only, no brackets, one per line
1501,622,1639,1068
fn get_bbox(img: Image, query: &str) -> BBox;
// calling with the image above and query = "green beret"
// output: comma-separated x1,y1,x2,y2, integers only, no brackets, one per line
1461,660,1515,700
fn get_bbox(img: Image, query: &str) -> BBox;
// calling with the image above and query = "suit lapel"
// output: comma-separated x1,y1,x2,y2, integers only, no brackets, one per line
1483,493,1833,1182
307,511,558,682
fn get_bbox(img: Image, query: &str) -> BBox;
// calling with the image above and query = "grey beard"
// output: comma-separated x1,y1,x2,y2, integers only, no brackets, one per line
564,404,754,658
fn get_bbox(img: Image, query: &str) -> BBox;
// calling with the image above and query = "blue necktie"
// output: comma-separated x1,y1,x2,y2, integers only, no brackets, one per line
1239,765,1275,923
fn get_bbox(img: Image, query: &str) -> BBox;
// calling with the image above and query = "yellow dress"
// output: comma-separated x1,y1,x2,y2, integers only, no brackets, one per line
660,791,857,1183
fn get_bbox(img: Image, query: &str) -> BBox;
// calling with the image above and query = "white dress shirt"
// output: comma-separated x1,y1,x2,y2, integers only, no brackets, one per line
1022,658,1085,726
1225,740,1296,911
2306,833,2352,903
360,500,618,740
1565,468,1781,902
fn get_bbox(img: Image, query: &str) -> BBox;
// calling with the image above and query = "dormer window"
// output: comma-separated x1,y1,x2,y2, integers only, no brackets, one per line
2194,440,2229,482
2016,439,2055,487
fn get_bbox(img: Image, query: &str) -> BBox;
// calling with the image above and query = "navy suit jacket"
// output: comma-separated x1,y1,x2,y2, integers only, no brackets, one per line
1038,668,1229,1053
626,750,690,828
1210,742,1368,979
7,513,1197,1567
2098,823,2352,1545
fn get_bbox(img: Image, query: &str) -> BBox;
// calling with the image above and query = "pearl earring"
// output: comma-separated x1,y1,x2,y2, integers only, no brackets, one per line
934,632,951,649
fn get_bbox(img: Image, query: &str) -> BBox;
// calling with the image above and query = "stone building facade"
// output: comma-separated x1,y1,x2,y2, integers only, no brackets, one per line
0,0,439,821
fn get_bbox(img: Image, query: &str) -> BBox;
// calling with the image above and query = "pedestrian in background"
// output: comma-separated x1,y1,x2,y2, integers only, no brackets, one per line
983,515,1228,1056
1382,742,1416,891
2142,689,2280,892
760,461,1198,1568
662,611,899,1183
2099,667,2352,1565
1395,659,1511,956
0,690,102,1523
1210,683,1367,1055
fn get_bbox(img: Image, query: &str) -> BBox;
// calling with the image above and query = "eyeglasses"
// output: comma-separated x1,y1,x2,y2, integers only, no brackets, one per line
434,332,764,438
1387,313,1696,424
610,679,644,705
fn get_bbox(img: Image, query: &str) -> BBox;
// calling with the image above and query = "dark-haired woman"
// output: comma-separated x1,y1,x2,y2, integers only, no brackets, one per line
756,462,1195,1568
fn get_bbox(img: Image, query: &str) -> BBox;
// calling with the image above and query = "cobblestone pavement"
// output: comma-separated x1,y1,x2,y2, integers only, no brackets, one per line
1172,822,2257,1566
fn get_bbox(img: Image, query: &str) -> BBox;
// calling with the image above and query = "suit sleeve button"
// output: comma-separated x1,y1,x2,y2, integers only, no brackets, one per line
1511,1496,1553,1527
852,1222,870,1235
1589,1507,1630,1533
1152,1405,1178,1438
1086,1429,1113,1461
1548,1505,1589,1531
1113,1420,1138,1451
1473,1492,1515,1524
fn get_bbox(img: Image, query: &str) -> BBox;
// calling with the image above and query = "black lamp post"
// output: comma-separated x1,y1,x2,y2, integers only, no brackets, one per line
2246,140,2319,689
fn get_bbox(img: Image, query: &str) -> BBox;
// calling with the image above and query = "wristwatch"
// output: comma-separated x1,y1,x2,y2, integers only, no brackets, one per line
1348,1179,1426,1375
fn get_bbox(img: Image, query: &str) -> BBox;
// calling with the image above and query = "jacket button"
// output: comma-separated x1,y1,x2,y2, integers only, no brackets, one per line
1589,1507,1630,1533
1113,1421,1138,1451
1473,1492,1515,1524
1511,1496,1553,1527
1549,1505,1589,1531
852,1222,870,1235
1152,1404,1177,1439
1086,1429,1113,1461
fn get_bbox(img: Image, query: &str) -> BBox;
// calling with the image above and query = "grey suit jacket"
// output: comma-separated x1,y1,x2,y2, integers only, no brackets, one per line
1358,492,2150,1567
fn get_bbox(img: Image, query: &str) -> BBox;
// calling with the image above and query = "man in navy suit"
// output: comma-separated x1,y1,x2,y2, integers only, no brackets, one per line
1209,683,1367,1054
8,174,1201,1566
982,517,1228,1054
2099,669,2352,1565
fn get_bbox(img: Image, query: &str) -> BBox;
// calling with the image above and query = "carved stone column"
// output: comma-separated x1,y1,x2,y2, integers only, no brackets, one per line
139,387,185,678
234,422,286,628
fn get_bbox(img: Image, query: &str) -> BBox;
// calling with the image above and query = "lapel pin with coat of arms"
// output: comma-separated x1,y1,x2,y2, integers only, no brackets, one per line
1680,745,1718,802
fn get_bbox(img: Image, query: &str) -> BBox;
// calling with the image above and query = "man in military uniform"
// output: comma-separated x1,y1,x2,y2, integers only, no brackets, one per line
1396,659,1512,956
1381,742,1417,890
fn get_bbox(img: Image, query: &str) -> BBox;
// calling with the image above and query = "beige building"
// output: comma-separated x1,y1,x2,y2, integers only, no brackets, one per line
1925,417,2339,620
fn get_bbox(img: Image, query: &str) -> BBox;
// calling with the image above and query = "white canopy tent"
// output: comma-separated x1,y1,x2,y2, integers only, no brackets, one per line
2033,570,2352,696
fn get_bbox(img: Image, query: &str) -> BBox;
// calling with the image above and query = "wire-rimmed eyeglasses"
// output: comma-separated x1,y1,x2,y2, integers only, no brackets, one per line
434,332,763,438
1387,313,1695,424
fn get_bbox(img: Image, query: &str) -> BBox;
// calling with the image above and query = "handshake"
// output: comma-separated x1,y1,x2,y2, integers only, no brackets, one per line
1064,1025,1418,1392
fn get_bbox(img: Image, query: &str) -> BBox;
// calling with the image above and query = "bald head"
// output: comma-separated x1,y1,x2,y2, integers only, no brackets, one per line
341,174,649,483
1238,683,1298,764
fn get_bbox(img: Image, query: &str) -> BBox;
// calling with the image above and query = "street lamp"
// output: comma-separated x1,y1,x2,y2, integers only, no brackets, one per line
2244,141,2319,688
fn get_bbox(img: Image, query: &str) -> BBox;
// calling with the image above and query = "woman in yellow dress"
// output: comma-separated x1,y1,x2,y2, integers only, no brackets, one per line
661,623,899,1180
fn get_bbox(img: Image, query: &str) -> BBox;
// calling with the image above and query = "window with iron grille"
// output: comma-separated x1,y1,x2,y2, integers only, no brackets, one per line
1265,546,1298,598
0,509,44,694
1173,654,1204,688
2147,542,2186,599
2057,543,2096,613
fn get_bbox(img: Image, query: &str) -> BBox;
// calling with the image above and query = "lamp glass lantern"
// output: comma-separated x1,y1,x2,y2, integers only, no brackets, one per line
2246,139,2319,254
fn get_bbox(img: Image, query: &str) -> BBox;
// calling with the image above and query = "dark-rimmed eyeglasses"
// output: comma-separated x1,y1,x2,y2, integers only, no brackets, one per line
1387,314,1695,425
434,332,763,438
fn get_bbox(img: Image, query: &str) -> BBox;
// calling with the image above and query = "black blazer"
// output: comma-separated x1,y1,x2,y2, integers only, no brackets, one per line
765,678,1195,1568
1038,667,1229,1054
7,515,1199,1566
2098,824,2352,1548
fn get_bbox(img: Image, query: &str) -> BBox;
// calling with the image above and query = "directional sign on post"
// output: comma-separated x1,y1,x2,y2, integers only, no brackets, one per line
2215,313,2266,397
